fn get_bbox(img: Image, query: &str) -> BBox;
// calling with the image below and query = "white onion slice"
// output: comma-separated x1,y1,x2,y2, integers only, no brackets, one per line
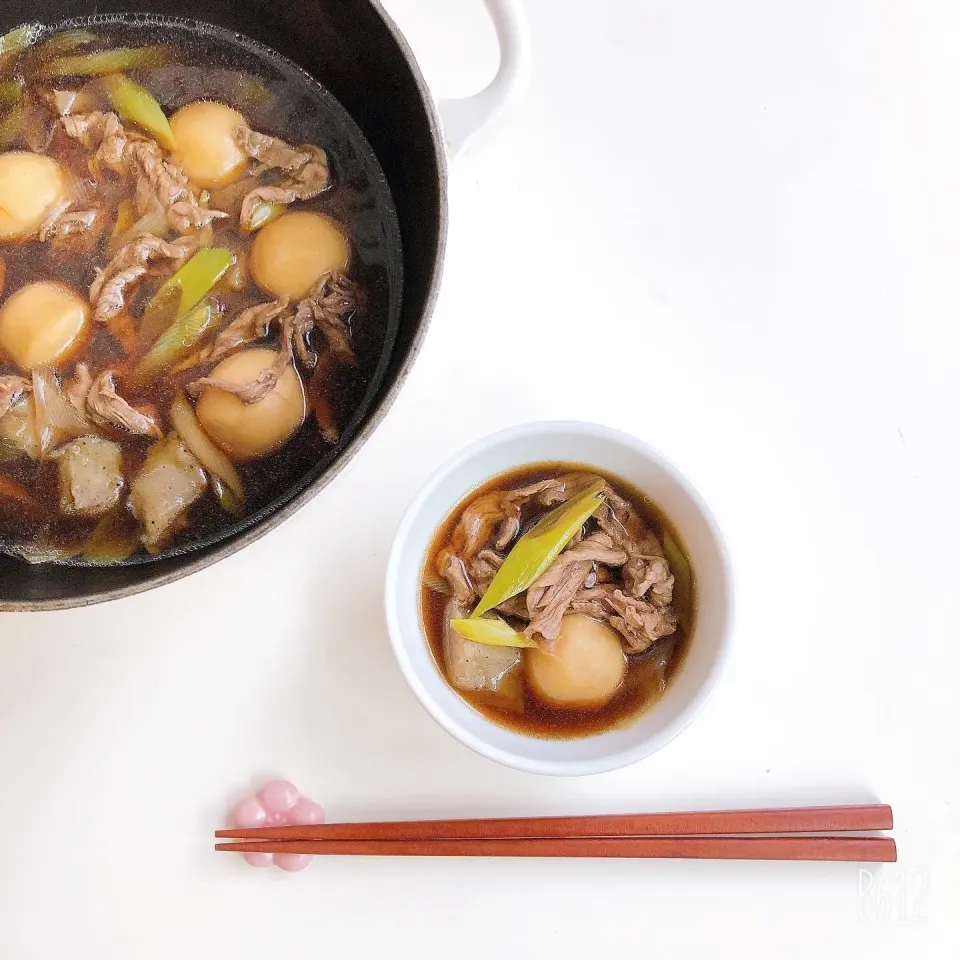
31,367,90,456
170,391,244,503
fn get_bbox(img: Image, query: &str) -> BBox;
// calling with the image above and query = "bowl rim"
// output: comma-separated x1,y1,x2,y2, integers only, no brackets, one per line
384,420,736,776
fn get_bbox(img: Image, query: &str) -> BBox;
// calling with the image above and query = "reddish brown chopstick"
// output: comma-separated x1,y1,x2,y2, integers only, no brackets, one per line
216,835,896,862
215,804,892,842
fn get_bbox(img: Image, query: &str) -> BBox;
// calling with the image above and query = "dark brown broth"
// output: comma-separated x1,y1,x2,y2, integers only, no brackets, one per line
0,17,402,563
421,462,696,740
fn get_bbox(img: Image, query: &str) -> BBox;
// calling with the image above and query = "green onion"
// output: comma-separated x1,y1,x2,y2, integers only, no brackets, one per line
243,201,286,234
140,248,235,345
35,29,98,60
136,302,223,382
661,528,692,613
81,510,140,564
211,475,243,516
450,617,538,648
0,24,41,56
102,73,175,150
471,481,606,618
0,78,23,108
39,45,171,78
0,25,40,76
0,99,25,149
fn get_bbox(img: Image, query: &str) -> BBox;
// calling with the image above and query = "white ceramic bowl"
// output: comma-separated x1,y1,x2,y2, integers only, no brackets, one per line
385,422,734,776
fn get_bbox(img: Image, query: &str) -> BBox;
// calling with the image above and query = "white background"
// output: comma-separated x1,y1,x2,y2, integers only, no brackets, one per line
0,0,956,955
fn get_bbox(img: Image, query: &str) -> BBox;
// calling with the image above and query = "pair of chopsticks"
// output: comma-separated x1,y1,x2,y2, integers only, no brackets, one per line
216,804,896,862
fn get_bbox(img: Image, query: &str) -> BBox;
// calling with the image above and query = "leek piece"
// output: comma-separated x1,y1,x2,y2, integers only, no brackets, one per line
243,201,286,234
0,99,25,149
211,475,243,516
0,25,40,56
102,73,175,150
0,25,40,76
81,510,139,564
136,302,222,382
0,78,23,108
171,391,244,505
111,208,168,254
40,46,171,77
661,527,693,613
472,481,605,618
35,29,98,60
140,248,234,346
109,200,136,246
143,248,234,331
450,617,538,648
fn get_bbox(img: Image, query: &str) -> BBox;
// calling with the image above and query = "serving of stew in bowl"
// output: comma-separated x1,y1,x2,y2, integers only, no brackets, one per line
386,421,735,776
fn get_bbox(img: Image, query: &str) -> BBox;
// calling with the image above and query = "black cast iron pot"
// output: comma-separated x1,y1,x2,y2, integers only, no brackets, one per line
0,0,526,610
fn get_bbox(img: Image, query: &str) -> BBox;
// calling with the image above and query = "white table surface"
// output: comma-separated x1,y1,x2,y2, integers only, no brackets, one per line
1,1,956,956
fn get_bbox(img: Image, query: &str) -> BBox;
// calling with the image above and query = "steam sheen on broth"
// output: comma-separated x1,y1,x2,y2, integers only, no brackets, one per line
421,463,696,740
0,18,401,564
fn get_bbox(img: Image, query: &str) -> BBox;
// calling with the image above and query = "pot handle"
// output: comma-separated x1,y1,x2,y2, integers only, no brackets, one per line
438,0,530,157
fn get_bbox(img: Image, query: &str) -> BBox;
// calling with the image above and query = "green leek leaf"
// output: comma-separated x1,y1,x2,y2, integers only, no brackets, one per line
136,302,223,382
102,73,175,150
472,480,605,618
40,46,171,77
450,617,538,648
141,248,235,345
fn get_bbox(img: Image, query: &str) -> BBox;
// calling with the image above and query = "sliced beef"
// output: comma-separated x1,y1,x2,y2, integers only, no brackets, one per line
208,297,291,362
593,498,674,605
433,478,565,607
594,497,664,556
570,584,616,620
188,319,295,405
494,594,530,619
494,515,520,551
235,127,331,231
524,533,629,644
600,589,678,653
436,549,475,606
90,234,194,323
37,200,73,239
37,188,105,251
467,547,504,598
623,554,675,606
39,207,102,249
52,436,124,517
60,111,127,169
61,111,134,176
62,113,228,234
293,272,359,368
65,363,93,413
127,140,228,234
235,127,320,172
446,478,561,565
83,369,162,439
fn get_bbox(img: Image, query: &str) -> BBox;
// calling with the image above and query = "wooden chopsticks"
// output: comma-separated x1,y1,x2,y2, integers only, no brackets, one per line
215,804,896,862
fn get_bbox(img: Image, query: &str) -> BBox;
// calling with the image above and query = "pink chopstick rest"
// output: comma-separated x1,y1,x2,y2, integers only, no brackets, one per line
230,780,325,872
